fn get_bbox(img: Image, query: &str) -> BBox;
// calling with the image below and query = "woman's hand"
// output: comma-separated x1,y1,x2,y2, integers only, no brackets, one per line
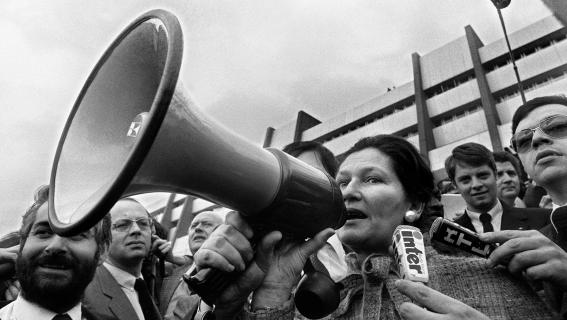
193,211,334,317
396,280,490,320
251,227,335,310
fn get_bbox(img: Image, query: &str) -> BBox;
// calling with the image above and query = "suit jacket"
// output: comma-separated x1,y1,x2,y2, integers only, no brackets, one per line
158,261,201,320
83,264,160,320
453,201,550,232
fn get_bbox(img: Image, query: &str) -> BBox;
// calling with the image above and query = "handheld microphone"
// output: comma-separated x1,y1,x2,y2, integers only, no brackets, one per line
392,225,429,283
429,217,496,258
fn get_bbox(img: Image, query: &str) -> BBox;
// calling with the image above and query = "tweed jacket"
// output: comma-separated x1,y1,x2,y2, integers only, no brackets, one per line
454,201,550,232
241,246,554,320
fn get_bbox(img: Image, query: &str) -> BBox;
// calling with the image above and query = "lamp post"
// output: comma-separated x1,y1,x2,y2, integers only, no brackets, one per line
491,0,527,104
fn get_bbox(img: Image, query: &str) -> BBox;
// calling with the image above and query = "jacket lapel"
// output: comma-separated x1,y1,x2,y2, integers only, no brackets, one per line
501,202,528,230
454,211,476,232
99,265,140,319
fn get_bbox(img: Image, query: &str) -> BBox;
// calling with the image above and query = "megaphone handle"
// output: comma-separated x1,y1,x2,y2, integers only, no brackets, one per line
183,267,237,306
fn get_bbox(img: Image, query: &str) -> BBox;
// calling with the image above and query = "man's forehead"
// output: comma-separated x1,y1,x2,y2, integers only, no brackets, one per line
496,161,516,171
110,200,148,220
193,212,222,224
517,104,567,130
33,203,50,225
455,163,493,176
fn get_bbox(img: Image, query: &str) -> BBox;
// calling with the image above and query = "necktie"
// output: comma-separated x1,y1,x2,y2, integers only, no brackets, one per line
479,213,494,232
52,314,72,320
134,278,162,320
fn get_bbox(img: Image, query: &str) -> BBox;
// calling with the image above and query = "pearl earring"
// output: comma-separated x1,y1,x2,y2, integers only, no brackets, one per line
404,210,420,223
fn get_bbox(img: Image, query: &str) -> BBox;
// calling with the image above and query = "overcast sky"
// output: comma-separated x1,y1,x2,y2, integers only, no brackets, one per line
0,0,553,235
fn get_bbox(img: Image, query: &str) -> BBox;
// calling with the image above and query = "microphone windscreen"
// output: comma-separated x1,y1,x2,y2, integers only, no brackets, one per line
429,217,496,258
392,225,429,283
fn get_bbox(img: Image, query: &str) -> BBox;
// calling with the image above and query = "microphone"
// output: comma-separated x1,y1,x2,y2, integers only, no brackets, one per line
392,225,429,283
429,217,496,258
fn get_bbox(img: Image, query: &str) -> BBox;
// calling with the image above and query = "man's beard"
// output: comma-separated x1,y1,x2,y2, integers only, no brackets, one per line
16,250,98,313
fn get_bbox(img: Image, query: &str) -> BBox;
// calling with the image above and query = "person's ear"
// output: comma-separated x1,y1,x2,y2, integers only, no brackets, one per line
404,203,425,223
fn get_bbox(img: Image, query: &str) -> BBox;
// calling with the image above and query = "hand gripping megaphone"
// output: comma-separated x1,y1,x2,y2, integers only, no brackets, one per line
48,9,345,311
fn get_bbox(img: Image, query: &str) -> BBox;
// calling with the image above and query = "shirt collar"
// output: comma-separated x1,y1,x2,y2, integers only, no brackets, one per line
11,295,81,320
103,261,140,290
466,199,502,217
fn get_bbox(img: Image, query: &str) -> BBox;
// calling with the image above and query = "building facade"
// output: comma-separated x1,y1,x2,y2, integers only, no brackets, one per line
264,15,567,180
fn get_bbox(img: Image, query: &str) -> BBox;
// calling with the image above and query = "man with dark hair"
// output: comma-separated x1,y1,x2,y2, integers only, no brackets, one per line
282,141,338,177
493,151,526,208
84,198,162,320
0,185,111,319
444,142,549,233
480,95,567,317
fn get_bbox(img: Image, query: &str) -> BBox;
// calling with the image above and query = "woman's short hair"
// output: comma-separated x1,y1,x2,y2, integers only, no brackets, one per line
340,134,435,206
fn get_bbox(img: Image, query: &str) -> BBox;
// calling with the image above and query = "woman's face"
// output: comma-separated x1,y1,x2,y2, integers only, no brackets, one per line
336,147,412,255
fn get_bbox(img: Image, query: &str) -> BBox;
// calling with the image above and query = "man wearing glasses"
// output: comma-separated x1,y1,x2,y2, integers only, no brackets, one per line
84,198,162,320
479,95,567,318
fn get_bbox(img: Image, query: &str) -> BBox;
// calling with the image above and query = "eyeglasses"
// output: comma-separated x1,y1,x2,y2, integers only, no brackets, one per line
510,115,567,153
112,218,152,232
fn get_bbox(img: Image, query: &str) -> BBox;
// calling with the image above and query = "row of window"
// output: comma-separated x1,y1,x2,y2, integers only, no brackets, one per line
320,102,415,143
485,33,567,73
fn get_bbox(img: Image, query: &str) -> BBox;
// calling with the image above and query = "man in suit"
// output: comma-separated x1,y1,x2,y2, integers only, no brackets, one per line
0,185,111,320
493,151,527,208
444,142,549,233
479,95,567,317
158,211,223,320
84,198,162,320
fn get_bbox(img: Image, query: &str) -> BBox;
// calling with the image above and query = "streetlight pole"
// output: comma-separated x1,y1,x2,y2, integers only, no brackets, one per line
491,0,527,104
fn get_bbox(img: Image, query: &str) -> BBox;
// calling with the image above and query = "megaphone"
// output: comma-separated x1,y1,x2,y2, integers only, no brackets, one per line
48,9,345,309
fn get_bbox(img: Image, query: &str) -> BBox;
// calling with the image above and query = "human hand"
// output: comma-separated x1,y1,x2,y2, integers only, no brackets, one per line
194,211,334,318
539,195,553,209
4,279,20,301
193,211,280,318
396,280,490,320
479,230,567,290
0,246,18,264
0,246,18,280
251,227,335,310
151,236,172,260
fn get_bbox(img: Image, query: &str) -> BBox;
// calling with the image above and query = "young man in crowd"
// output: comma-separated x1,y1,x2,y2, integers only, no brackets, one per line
83,198,162,320
158,211,223,320
0,185,111,319
493,151,526,208
444,142,549,233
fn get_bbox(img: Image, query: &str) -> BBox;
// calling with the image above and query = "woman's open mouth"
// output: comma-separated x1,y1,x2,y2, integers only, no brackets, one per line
345,208,367,220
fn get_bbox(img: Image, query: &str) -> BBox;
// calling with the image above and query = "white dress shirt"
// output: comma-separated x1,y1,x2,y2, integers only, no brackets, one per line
103,261,145,320
316,234,348,282
0,294,81,320
466,200,503,233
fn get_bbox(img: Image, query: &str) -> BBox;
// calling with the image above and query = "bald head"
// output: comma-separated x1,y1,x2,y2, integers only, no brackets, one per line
187,211,223,254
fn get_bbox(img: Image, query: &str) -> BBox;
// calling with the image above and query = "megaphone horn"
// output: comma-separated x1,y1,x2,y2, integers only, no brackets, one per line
48,9,345,308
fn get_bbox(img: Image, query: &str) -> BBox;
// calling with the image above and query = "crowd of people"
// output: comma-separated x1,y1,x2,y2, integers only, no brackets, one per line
1,95,567,320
